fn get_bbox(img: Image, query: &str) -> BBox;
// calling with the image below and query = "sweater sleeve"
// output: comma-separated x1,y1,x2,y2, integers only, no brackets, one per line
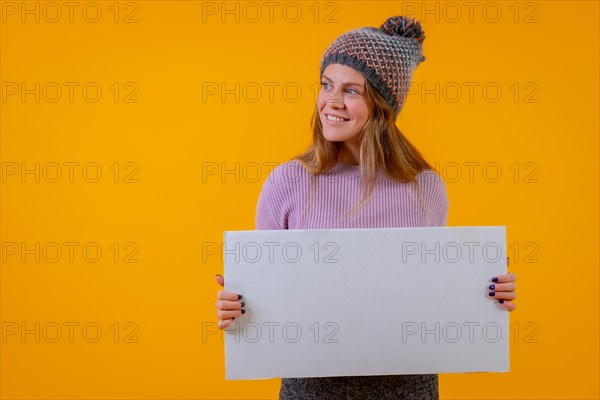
255,179,284,230
255,162,295,230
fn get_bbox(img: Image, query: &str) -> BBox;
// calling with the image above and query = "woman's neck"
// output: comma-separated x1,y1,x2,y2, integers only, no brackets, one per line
337,144,360,165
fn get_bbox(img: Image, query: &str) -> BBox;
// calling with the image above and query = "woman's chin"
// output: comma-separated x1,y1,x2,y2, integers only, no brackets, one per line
322,132,351,143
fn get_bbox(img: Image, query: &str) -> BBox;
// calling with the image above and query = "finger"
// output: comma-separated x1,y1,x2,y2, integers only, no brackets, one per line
488,291,517,301
487,282,516,292
217,309,245,320
216,274,224,287
497,300,516,312
214,299,244,311
218,318,235,330
491,272,516,283
217,290,242,301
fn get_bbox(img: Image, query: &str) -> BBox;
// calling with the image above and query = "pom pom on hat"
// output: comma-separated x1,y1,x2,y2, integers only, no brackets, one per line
380,15,425,43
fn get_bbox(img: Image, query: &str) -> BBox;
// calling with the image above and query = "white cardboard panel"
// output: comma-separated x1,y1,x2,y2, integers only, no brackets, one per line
223,226,508,380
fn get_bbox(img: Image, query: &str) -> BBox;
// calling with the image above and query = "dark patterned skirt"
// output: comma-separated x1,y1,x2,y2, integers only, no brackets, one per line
279,374,439,400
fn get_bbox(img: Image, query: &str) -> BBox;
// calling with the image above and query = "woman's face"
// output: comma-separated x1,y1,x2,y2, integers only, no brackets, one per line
317,64,370,147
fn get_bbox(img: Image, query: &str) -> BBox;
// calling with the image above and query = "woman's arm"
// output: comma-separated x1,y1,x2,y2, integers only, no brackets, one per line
422,169,517,311
215,166,289,329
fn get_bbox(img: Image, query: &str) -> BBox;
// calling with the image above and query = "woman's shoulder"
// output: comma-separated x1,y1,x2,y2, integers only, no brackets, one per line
416,168,445,185
256,160,310,230
265,159,313,184
261,159,311,194
415,168,448,200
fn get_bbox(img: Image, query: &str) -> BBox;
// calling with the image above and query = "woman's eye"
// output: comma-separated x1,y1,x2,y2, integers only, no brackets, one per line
319,82,360,95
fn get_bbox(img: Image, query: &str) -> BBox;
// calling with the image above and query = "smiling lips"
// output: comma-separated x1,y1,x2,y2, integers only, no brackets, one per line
325,113,350,122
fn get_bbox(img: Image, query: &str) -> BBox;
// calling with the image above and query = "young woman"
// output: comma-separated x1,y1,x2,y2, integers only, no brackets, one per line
214,15,517,400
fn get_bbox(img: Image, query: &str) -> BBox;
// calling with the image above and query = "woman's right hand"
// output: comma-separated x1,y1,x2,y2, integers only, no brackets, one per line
215,274,245,330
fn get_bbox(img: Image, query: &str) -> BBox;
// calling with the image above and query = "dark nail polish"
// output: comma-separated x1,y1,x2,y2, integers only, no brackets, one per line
238,294,242,300
488,292,495,296
241,309,246,314
492,277,499,283
241,302,245,307
499,300,504,304
489,284,495,290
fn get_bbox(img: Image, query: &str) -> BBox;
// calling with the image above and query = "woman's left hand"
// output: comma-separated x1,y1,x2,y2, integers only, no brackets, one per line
488,257,517,311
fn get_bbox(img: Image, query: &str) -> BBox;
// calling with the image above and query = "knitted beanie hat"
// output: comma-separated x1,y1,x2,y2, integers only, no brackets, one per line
319,16,426,118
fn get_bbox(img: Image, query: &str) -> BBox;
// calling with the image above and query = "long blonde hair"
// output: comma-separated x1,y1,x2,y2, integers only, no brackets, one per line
293,76,434,222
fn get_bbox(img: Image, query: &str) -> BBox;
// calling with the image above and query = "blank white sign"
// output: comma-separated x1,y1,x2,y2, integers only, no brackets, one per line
223,226,508,380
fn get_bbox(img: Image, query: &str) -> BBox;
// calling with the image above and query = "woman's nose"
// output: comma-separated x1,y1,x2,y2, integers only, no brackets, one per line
324,90,343,106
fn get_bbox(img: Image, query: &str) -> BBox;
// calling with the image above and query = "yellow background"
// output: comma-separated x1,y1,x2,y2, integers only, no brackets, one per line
1,1,598,399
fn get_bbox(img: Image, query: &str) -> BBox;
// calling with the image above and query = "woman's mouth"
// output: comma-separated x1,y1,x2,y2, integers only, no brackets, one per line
324,113,350,123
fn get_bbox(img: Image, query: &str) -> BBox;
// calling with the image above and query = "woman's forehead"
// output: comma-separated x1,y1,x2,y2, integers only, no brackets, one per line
322,64,365,85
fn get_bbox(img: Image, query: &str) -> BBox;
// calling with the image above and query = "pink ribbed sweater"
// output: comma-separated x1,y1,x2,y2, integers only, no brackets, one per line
256,160,448,230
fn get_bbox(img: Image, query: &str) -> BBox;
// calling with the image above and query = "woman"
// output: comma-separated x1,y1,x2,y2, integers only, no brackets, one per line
215,15,517,400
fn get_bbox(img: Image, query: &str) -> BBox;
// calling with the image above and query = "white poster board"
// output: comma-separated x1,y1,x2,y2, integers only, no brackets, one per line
223,226,508,380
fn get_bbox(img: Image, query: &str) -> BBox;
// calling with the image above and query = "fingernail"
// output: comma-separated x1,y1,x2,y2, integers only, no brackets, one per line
241,309,246,314
492,277,499,282
216,274,222,278
241,302,245,307
499,300,504,304
488,292,495,296
489,284,495,290
238,294,243,300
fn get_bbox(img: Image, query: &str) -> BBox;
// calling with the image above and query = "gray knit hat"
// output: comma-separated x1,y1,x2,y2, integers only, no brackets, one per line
319,16,426,118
